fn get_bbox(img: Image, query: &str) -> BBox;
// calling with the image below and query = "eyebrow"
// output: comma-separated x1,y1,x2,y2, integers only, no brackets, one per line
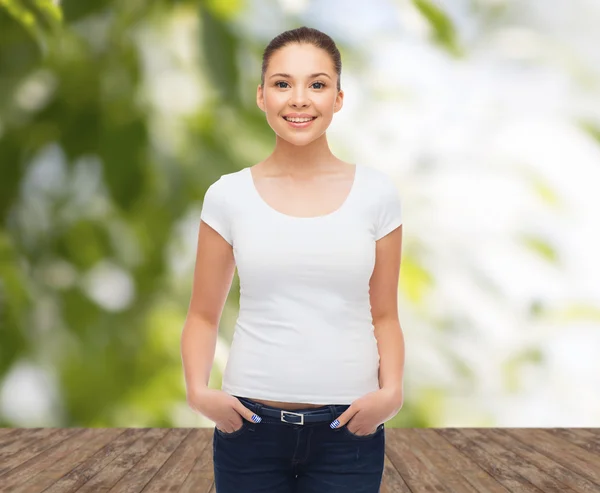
269,72,332,80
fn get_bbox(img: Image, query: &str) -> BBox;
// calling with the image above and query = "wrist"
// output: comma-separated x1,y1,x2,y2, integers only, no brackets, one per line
187,385,210,401
381,386,403,407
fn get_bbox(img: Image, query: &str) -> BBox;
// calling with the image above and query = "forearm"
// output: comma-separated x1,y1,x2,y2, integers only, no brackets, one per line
181,314,219,399
374,318,405,405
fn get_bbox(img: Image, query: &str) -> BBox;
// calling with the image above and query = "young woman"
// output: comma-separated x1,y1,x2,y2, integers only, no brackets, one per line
182,26,405,493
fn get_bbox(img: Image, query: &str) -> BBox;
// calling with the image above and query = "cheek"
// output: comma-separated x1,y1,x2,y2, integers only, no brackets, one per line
263,92,285,106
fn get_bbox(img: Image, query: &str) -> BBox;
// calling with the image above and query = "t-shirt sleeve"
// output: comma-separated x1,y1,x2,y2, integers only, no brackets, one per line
375,175,403,240
200,178,233,245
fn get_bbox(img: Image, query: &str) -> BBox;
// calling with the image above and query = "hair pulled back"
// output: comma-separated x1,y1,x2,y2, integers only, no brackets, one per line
261,26,342,92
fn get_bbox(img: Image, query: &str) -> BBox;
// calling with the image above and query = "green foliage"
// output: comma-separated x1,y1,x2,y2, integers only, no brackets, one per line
0,0,450,428
412,0,462,56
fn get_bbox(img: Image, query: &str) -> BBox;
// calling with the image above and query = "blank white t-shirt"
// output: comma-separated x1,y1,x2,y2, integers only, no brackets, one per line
200,163,402,404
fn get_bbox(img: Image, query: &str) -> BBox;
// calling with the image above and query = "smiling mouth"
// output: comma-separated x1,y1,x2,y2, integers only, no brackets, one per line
282,116,317,122
281,116,317,129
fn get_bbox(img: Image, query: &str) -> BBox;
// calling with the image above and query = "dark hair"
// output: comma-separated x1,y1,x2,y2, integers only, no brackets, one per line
261,26,342,92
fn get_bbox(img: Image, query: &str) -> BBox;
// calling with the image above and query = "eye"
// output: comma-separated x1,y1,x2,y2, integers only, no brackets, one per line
274,81,327,89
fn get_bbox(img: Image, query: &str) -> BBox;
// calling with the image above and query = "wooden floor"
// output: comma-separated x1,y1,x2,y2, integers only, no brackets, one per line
0,427,598,492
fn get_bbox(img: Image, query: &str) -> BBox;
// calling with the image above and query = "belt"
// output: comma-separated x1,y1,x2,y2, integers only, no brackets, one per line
235,396,350,425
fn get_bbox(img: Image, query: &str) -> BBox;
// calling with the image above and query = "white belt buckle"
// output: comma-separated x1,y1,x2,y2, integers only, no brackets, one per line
281,410,304,425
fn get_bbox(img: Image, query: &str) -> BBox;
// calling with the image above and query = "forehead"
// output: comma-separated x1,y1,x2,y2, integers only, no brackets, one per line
268,43,332,72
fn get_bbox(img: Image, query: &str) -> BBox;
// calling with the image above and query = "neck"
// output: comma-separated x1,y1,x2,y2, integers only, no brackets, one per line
266,134,337,177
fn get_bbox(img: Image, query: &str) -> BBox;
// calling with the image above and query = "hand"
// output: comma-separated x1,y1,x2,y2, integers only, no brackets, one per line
187,388,262,433
332,388,402,436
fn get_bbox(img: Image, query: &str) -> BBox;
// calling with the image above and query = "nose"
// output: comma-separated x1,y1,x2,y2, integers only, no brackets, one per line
289,87,310,107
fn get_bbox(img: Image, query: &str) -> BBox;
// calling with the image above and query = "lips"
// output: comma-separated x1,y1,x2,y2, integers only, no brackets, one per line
282,116,317,122
282,116,318,128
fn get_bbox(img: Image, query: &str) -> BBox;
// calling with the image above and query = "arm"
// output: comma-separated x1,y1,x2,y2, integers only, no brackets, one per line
331,224,405,431
181,218,236,403
370,224,404,409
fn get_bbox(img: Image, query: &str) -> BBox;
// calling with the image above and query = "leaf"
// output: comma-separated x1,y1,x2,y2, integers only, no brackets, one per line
412,0,461,55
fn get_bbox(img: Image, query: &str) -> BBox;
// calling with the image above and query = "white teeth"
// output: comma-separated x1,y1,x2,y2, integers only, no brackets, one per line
284,117,315,123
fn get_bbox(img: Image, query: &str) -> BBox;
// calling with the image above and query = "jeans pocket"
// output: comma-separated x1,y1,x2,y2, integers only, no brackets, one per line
215,420,249,439
342,422,384,440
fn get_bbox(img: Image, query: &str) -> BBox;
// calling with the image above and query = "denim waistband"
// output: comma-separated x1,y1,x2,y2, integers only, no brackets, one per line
234,395,351,423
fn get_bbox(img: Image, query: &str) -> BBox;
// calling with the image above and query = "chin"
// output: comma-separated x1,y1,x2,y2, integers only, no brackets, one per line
277,135,314,146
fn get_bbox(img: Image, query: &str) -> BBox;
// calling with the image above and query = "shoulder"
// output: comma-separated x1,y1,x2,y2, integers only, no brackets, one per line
359,164,399,194
205,168,246,195
360,165,403,239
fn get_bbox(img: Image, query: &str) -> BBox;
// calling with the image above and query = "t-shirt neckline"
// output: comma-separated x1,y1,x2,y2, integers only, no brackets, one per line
246,163,361,220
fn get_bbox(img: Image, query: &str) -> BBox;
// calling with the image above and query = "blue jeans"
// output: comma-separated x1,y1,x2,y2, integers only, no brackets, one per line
213,395,385,493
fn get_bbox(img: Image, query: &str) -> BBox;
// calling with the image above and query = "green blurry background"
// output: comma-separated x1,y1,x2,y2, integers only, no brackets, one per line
1,0,600,429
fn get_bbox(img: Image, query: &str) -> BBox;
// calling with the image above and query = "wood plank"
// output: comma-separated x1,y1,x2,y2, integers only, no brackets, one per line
459,428,577,492
0,428,19,442
503,429,600,488
0,428,81,478
10,428,125,493
41,428,146,493
418,429,509,492
0,428,25,448
543,429,600,456
141,428,210,492
0,427,597,491
76,428,170,493
404,428,480,492
380,452,410,493
437,428,539,492
0,428,90,491
178,429,215,493
0,428,59,459
485,429,600,493
384,428,452,492
106,428,190,492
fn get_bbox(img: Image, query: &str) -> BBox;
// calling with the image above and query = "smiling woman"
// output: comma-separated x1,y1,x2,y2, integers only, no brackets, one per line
182,26,403,493
255,28,344,146
259,60,333,138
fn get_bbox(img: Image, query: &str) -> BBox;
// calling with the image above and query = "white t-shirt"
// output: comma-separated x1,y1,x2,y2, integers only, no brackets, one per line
200,163,403,404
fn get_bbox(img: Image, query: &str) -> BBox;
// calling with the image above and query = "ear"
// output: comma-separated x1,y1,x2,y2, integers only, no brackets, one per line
334,89,344,114
257,84,265,113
